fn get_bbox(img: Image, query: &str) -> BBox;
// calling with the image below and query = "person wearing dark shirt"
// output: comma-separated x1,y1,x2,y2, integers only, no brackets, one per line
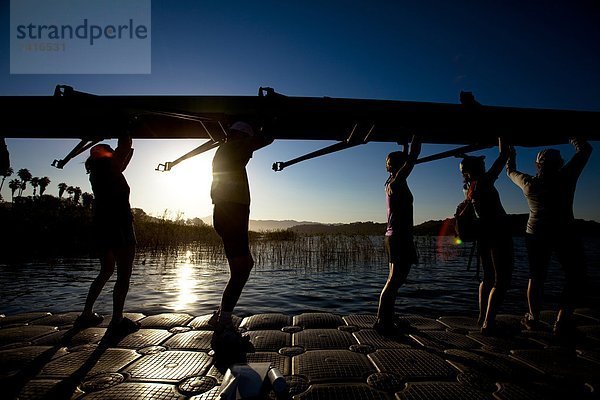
507,137,592,336
209,121,273,331
75,136,139,335
374,135,421,335
459,138,513,335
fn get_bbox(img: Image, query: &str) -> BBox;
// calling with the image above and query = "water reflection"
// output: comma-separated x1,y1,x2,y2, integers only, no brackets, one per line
0,237,599,318
169,250,199,311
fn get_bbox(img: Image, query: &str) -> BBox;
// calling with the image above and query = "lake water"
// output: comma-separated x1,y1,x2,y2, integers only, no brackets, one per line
1,236,599,319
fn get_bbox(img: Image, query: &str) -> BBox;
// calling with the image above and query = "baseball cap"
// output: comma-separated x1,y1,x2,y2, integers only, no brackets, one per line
229,121,254,136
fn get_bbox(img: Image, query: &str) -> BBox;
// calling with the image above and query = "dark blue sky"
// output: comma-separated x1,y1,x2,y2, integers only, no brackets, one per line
1,1,599,223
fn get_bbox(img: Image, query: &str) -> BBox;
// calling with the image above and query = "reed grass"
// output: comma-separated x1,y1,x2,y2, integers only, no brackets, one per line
0,197,447,268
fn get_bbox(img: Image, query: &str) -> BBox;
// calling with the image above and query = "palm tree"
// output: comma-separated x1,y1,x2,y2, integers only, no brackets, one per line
8,179,20,202
30,177,40,197
66,186,75,200
82,192,94,209
58,182,68,198
0,166,12,192
73,186,82,205
39,177,51,196
17,168,32,196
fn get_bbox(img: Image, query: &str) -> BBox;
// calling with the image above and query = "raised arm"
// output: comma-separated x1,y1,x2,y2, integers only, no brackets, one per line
562,137,592,179
250,134,274,152
506,144,517,173
487,137,509,179
114,136,134,172
395,135,422,180
506,145,529,189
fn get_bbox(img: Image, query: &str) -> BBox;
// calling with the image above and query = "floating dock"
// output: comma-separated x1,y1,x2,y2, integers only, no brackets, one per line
1,310,599,399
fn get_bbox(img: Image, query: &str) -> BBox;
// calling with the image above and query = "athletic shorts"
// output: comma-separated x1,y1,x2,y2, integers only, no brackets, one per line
526,233,585,282
384,235,418,265
213,201,251,260
94,220,136,251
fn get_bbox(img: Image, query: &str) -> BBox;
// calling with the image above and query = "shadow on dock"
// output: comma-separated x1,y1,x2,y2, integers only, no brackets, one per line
1,309,599,399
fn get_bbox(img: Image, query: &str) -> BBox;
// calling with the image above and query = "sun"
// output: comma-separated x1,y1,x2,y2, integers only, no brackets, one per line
163,155,214,218
130,140,217,220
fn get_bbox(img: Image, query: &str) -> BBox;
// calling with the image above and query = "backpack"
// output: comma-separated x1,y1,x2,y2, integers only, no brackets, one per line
454,181,479,242
454,199,479,242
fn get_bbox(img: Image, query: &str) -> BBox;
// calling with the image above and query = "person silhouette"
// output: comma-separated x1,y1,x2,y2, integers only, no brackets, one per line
374,135,421,335
209,121,273,332
0,138,9,176
459,138,513,335
75,136,139,336
507,137,592,337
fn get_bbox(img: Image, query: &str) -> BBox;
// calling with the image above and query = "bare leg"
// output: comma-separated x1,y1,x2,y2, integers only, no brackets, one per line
483,286,504,332
377,261,410,325
482,245,512,332
555,308,570,324
220,254,254,313
524,234,550,322
553,238,586,334
478,250,494,326
82,250,115,316
110,244,135,324
527,278,543,320
478,282,491,325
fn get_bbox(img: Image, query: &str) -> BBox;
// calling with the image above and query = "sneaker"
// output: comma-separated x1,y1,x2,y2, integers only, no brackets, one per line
74,312,103,329
106,317,141,337
395,317,413,332
480,321,496,336
553,319,575,338
373,320,402,336
207,310,220,329
521,313,543,331
208,310,236,333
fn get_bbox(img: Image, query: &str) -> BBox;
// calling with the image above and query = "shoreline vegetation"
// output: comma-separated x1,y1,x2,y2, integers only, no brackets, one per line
1,191,599,262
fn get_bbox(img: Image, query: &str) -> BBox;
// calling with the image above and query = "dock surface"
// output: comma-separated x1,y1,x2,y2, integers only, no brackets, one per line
1,310,599,399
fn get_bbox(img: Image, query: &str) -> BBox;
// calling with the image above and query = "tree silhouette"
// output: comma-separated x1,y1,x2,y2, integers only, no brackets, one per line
82,192,94,209
73,186,82,205
39,177,51,196
66,186,75,200
58,182,68,198
0,166,12,192
8,179,20,202
30,177,40,197
17,168,32,196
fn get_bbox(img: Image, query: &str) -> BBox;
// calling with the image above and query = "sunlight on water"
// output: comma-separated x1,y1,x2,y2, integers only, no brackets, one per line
169,250,199,311
1,237,599,318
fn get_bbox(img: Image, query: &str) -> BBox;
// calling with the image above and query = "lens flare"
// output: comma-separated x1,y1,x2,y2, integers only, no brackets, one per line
436,218,463,262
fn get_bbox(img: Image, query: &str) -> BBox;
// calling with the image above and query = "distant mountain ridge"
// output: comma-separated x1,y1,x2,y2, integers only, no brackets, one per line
204,215,600,236
290,221,385,235
290,215,600,237
201,216,322,232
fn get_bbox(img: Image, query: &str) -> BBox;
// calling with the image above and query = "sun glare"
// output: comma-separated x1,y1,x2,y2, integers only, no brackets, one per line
171,250,199,311
138,141,216,220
